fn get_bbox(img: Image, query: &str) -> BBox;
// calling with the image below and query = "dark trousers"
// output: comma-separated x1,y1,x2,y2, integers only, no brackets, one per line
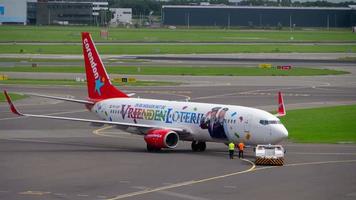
229,150,234,159
239,150,244,158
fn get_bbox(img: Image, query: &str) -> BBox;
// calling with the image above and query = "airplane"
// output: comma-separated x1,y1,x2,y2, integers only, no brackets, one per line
3,32,288,152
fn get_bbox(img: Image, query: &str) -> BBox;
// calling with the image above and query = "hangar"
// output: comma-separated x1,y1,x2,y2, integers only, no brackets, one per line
162,5,356,28
27,0,109,25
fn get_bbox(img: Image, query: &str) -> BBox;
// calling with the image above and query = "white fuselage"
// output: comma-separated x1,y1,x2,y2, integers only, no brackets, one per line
92,98,288,145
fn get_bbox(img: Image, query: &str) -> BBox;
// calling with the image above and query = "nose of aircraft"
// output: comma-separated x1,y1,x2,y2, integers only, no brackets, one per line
272,124,288,143
280,125,288,139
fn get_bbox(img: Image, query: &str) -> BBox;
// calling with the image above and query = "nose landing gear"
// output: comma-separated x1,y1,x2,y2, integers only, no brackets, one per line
191,141,206,152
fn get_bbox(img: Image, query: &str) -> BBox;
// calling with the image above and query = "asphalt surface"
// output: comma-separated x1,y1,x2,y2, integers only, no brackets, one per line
0,55,356,200
1,57,356,69
1,52,355,61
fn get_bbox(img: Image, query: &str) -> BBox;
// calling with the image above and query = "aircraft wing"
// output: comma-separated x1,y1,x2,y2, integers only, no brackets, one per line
27,93,95,105
3,90,189,135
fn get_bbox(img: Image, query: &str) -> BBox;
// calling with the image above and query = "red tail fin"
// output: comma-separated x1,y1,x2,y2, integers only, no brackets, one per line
277,91,286,117
81,32,128,100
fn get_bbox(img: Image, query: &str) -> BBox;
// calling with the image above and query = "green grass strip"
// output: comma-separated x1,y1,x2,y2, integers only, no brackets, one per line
0,58,83,63
1,44,355,54
0,66,348,76
0,79,179,87
281,105,356,143
0,92,27,102
1,26,356,42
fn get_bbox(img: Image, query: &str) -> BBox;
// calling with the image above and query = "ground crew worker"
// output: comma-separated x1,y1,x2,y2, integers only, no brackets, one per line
228,142,235,159
238,142,245,159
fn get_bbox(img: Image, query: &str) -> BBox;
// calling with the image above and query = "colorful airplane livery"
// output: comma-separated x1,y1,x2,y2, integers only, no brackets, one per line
4,32,288,152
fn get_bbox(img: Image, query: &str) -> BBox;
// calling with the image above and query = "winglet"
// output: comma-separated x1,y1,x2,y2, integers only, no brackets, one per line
276,91,286,117
3,90,23,116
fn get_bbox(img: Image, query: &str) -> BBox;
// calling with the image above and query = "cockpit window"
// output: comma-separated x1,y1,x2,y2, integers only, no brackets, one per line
259,119,281,125
259,120,268,125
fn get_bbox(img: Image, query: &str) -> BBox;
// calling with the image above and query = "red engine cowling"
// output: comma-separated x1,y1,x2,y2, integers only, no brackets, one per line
144,129,179,149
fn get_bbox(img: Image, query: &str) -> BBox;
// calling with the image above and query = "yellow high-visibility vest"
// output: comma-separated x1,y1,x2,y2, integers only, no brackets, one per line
228,143,235,150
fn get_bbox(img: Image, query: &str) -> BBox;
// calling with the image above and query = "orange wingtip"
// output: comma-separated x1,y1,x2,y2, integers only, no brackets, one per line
3,90,22,116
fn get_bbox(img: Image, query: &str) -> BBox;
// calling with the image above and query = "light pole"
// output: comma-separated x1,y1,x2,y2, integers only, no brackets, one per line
228,13,230,29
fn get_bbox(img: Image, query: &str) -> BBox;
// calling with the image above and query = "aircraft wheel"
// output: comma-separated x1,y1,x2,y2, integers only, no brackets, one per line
191,141,199,152
191,141,206,152
197,142,206,151
147,144,161,152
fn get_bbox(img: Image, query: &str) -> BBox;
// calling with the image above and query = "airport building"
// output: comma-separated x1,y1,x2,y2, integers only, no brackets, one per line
27,0,109,25
162,5,356,28
0,0,109,26
0,0,37,25
0,0,109,25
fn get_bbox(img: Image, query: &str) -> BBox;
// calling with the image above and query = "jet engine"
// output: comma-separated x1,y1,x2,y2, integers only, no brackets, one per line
144,129,179,150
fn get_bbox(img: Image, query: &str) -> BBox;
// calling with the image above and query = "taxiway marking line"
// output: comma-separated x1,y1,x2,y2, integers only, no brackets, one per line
107,159,256,200
93,126,142,140
93,125,115,137
107,159,356,200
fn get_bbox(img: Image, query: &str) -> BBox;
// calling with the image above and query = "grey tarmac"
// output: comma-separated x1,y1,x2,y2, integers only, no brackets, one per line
0,58,356,200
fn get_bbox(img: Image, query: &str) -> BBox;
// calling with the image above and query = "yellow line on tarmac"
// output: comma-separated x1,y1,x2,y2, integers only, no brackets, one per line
92,125,114,137
92,126,141,140
107,159,255,200
106,158,356,200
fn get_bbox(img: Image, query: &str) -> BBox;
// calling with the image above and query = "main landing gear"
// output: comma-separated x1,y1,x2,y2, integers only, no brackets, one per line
146,144,161,152
191,141,206,152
